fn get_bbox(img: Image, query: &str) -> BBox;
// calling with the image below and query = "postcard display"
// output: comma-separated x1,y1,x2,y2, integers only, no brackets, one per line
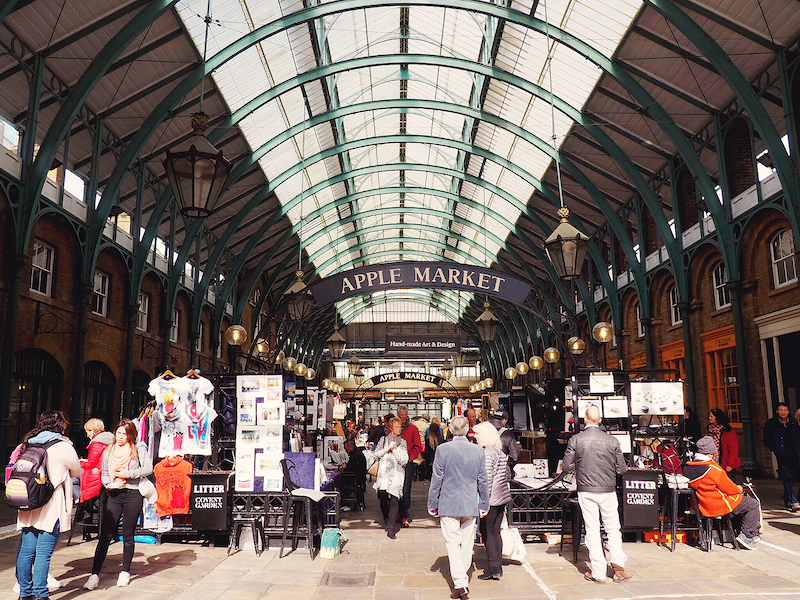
569,371,634,455
234,374,285,492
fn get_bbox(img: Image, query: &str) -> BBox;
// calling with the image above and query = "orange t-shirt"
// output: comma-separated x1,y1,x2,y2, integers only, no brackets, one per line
154,456,193,517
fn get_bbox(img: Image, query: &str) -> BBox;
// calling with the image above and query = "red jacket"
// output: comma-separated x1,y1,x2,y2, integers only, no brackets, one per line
719,429,741,471
79,432,114,502
402,421,424,461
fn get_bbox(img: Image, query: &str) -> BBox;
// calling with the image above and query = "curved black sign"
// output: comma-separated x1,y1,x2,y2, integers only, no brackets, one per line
310,261,531,305
366,371,447,388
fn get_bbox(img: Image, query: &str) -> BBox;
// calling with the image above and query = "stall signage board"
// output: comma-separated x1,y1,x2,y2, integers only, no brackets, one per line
310,261,532,305
385,333,460,355
621,469,660,530
189,472,229,531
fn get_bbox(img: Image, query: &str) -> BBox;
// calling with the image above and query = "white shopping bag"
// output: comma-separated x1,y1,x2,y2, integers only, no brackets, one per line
500,514,527,561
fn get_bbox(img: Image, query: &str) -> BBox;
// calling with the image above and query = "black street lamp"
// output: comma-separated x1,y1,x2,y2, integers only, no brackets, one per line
475,301,500,343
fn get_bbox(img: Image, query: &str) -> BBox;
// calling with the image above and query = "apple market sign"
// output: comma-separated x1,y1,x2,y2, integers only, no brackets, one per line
366,371,447,388
310,261,531,305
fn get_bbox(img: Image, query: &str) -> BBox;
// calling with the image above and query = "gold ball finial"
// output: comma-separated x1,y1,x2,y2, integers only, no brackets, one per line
483,301,491,309
295,269,304,280
190,112,209,135
556,206,570,221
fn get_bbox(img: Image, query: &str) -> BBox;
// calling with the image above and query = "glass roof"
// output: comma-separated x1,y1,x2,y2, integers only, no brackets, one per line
175,0,642,323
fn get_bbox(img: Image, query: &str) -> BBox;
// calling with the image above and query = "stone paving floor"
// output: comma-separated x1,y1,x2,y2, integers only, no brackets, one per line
1,479,800,600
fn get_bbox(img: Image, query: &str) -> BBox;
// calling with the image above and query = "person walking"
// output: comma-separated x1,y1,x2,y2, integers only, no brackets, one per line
423,420,445,480
15,410,81,600
488,409,520,470
763,402,800,511
397,405,423,526
84,419,152,590
473,421,511,581
562,406,632,584
373,417,408,539
708,409,740,480
428,415,489,600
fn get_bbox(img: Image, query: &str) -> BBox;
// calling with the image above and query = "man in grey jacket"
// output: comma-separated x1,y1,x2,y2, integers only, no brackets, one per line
428,416,489,600
562,406,632,584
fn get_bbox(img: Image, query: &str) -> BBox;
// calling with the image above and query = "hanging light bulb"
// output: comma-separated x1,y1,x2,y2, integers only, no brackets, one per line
224,325,247,347
568,336,586,355
504,366,518,380
485,378,494,388
283,356,297,371
592,321,613,344
294,363,307,377
515,361,529,375
322,378,330,389
529,355,544,370
275,350,286,365
305,367,316,381
544,347,560,363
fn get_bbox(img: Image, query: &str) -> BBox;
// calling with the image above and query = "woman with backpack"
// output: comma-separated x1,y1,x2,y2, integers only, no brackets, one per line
84,419,152,590
14,410,80,600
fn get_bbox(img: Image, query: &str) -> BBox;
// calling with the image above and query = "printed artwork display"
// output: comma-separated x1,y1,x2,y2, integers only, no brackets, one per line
630,381,684,415
235,374,285,492
577,397,602,419
602,396,629,418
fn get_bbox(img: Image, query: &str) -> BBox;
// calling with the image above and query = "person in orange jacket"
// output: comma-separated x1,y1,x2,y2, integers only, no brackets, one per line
684,436,760,549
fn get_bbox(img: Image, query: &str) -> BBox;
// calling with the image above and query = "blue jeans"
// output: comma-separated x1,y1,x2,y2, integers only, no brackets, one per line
17,521,60,598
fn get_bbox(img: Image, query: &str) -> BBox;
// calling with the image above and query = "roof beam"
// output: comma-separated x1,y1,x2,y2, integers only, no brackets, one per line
632,25,716,74
670,0,782,52
620,59,716,112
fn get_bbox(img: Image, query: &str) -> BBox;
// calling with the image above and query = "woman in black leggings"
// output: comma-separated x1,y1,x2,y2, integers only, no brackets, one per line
84,419,152,590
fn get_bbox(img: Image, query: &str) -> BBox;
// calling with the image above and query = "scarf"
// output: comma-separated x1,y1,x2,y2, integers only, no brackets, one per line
708,423,723,453
386,434,402,449
107,442,133,486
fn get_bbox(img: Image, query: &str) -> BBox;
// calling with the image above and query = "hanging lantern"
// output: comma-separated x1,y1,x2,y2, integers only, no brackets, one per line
475,302,500,343
275,350,286,365
544,347,560,363
515,361,529,375
283,356,297,371
305,368,316,381
504,366,517,380
440,359,453,380
294,363,307,377
283,270,315,321
544,206,590,281
529,355,544,370
568,336,586,355
485,378,494,388
163,112,232,220
321,378,330,389
592,321,613,344
347,352,361,376
326,326,347,359
224,325,247,347
354,369,365,386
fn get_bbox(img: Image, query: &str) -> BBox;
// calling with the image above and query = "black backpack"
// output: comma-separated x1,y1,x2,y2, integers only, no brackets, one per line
5,439,61,510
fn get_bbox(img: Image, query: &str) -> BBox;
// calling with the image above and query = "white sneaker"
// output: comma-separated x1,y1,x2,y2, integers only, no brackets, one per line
117,571,131,587
84,574,100,590
12,576,61,594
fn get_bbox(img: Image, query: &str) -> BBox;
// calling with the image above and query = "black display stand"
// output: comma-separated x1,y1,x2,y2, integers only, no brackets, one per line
621,468,662,530
190,472,231,531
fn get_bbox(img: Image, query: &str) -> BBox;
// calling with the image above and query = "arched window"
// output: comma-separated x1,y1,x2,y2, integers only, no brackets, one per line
712,263,731,310
9,349,62,457
82,362,116,428
250,287,261,307
635,303,644,338
669,286,682,326
771,229,797,289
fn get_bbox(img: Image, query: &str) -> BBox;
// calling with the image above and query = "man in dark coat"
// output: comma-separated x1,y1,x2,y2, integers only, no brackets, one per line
763,402,800,510
488,409,520,471
342,439,367,508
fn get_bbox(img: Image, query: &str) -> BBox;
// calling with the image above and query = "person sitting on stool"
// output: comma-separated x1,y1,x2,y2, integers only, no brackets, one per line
341,438,367,509
685,436,761,550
